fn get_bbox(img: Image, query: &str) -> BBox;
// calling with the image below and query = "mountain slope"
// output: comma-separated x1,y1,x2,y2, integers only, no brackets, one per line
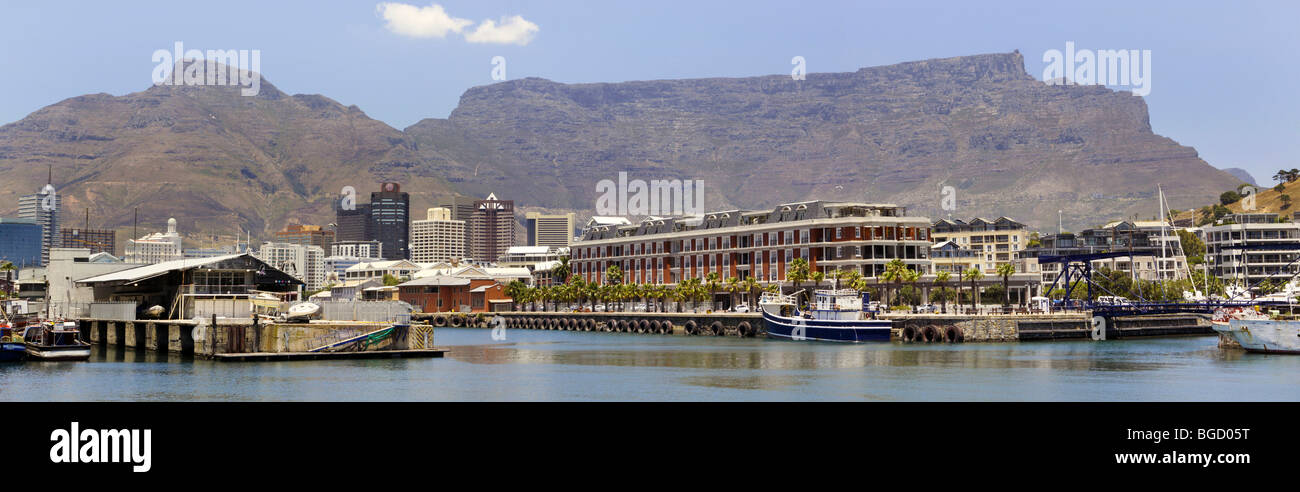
0,68,459,241
0,53,1242,243
407,52,1240,230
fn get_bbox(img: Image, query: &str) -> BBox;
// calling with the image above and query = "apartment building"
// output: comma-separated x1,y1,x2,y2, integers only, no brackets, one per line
931,217,1028,271
570,201,932,286
257,242,326,291
1203,213,1300,286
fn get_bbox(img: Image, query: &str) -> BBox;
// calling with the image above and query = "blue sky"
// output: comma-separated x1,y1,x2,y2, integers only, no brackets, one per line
1,0,1295,183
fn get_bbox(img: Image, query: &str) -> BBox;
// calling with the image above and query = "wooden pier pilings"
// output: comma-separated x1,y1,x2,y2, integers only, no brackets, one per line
76,318,445,360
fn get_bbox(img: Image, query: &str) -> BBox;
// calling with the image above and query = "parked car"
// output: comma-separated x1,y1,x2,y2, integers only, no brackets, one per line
732,304,751,313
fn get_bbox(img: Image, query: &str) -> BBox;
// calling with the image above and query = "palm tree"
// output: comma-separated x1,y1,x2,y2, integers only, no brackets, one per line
934,271,952,313
881,259,908,307
810,271,826,292
605,264,623,285
672,283,689,312
504,280,527,310
725,276,741,311
996,263,1016,307
552,255,572,285
704,272,722,311
962,267,985,312
787,258,810,307
903,268,921,309
828,268,843,290
742,276,760,310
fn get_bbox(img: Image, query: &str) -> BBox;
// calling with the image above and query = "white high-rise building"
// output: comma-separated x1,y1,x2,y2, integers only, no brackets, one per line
17,187,60,265
124,218,183,264
257,242,326,291
410,207,466,264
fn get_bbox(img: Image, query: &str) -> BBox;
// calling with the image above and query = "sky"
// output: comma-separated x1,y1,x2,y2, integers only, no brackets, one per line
0,0,1296,184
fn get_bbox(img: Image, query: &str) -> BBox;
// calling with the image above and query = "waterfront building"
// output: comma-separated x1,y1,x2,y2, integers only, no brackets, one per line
256,242,327,291
17,189,60,265
0,218,44,268
42,248,135,319
497,246,568,268
1203,213,1300,287
469,193,515,264
343,259,421,281
78,253,301,319
124,218,184,264
410,207,466,264
60,228,115,256
931,217,1028,271
370,183,410,260
275,224,334,253
570,201,933,287
525,212,576,248
930,240,982,275
581,216,632,236
397,273,512,313
1022,220,1190,286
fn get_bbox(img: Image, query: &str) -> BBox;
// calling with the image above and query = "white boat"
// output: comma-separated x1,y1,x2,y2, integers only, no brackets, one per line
1211,307,1300,354
285,302,321,322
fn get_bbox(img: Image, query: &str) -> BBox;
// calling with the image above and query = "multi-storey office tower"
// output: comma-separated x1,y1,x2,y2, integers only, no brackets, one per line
410,208,466,264
470,193,514,264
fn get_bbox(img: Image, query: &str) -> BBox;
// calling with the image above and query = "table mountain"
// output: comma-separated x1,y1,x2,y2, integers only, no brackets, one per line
0,52,1241,245
408,51,1240,231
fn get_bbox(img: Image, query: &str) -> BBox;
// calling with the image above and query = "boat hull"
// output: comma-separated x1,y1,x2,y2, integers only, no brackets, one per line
762,309,891,343
0,342,25,362
1213,319,1300,354
25,344,92,361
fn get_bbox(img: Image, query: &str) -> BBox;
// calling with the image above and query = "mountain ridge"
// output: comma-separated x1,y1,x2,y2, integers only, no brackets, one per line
0,52,1242,244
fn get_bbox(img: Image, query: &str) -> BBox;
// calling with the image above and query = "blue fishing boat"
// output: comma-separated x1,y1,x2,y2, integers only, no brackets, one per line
761,289,892,342
1,322,25,362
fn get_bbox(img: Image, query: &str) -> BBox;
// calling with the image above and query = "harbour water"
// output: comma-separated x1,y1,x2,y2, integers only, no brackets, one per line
2,328,1298,401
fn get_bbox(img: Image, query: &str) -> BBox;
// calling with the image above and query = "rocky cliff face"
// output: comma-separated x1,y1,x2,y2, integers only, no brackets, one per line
408,52,1239,229
0,73,459,241
0,52,1240,242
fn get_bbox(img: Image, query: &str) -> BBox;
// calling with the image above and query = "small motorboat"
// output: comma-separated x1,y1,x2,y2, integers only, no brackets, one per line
23,321,92,361
760,289,892,342
0,322,25,362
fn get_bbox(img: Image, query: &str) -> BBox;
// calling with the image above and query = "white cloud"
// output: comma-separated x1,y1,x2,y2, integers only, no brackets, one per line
464,16,540,46
376,3,473,39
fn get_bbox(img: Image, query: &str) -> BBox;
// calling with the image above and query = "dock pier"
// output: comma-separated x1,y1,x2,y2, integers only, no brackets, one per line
455,311,1214,343
76,318,446,360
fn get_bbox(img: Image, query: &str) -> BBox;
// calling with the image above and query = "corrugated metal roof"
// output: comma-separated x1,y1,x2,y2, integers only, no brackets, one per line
77,254,246,284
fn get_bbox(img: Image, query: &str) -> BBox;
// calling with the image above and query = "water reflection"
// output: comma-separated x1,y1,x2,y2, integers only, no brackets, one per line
446,339,1176,373
1,330,1297,401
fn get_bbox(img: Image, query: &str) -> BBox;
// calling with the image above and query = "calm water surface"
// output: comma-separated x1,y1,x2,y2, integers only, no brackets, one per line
2,328,1298,401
